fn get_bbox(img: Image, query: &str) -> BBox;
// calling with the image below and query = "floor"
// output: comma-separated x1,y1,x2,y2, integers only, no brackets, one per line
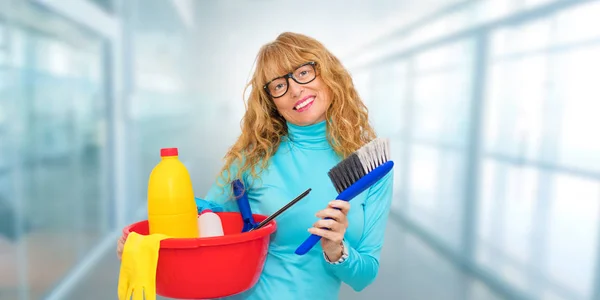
0,231,101,300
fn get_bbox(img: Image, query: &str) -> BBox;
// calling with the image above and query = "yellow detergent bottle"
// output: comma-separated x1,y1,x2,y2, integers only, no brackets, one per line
147,148,199,238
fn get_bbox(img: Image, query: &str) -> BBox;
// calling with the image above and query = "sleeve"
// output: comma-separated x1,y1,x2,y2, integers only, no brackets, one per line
195,161,249,213
322,170,394,291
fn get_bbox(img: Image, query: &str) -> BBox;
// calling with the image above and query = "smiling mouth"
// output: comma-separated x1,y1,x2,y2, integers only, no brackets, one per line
293,97,315,111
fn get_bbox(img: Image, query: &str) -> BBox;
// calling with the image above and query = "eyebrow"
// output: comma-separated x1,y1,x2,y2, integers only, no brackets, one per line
267,62,308,82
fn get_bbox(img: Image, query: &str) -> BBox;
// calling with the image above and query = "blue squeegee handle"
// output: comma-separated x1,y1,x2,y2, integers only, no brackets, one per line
294,161,394,255
233,179,256,231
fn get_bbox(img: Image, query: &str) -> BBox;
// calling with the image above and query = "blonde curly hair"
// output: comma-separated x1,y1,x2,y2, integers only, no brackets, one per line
219,32,376,187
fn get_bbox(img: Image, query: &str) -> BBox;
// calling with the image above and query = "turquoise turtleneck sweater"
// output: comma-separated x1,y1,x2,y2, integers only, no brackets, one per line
196,120,393,299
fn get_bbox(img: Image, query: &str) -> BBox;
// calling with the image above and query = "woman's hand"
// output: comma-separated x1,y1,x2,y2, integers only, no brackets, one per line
308,200,350,261
116,235,126,260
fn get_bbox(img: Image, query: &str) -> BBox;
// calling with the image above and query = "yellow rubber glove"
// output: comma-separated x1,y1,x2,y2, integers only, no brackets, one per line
118,232,170,300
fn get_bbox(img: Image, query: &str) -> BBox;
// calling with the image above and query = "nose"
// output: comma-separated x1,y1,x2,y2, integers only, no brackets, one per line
287,79,303,99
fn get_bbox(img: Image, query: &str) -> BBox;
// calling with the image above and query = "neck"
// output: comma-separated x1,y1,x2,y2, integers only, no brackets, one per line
285,120,331,150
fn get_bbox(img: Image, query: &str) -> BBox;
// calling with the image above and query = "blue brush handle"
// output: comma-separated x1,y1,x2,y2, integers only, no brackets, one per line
295,161,394,255
233,179,257,232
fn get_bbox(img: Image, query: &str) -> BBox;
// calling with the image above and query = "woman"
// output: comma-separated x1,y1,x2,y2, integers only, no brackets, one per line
118,32,393,299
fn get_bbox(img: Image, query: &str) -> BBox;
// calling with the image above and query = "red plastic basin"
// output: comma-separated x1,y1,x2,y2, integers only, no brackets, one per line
121,212,276,299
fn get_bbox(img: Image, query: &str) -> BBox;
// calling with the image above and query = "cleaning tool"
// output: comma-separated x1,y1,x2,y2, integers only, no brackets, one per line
234,179,311,233
295,138,394,255
249,188,312,231
118,232,169,300
233,179,258,232
147,148,199,238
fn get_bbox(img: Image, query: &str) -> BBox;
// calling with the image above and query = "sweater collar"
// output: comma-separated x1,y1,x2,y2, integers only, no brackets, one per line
285,120,331,150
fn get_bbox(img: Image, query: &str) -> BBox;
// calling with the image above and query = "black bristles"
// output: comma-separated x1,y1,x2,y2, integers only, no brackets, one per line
328,154,364,193
327,138,390,193
341,160,355,189
350,154,364,183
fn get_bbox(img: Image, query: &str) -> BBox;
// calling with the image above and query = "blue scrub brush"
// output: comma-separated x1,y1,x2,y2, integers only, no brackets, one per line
295,138,394,255
232,179,258,232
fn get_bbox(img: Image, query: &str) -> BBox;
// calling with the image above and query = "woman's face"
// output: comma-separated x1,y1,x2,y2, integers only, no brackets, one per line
266,63,332,126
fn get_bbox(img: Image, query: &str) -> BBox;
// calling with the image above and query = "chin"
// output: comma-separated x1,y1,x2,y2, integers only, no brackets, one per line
295,120,314,126
287,108,326,126
288,118,315,126
302,117,325,126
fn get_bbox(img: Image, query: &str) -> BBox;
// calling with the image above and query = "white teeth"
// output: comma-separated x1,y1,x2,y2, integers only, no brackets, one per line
295,97,314,110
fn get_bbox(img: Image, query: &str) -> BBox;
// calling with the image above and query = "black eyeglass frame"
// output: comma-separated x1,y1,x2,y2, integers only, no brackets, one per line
263,61,317,98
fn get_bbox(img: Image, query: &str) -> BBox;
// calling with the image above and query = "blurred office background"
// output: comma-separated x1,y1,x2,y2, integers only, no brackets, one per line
0,0,599,299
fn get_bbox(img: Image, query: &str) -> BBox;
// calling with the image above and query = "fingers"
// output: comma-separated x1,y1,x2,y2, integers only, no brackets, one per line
307,200,351,244
316,200,350,218
328,200,350,214
310,208,348,245
116,236,125,260
313,218,343,231
315,207,346,222
308,227,344,244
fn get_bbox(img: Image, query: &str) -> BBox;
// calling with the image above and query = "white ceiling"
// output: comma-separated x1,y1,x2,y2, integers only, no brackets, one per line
180,1,458,99
130,0,460,108
191,0,456,58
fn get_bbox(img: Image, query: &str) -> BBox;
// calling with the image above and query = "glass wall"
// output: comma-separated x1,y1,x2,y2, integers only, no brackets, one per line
479,3,600,299
0,2,109,299
1,0,215,298
352,1,600,299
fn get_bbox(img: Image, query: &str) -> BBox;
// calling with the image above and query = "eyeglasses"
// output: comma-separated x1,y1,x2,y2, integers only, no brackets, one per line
263,62,317,98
